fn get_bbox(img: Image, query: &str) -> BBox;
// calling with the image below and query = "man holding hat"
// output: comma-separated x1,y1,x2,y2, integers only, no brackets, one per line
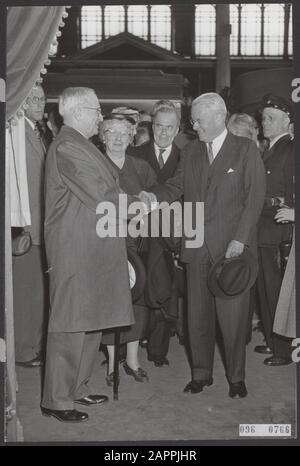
143,93,266,398
255,94,294,366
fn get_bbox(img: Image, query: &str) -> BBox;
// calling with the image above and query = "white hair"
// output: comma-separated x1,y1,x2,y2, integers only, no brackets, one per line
192,92,227,116
99,116,135,143
58,87,97,117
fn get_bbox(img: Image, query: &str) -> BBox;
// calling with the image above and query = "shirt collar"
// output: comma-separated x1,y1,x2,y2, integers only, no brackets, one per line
154,142,172,162
25,116,36,131
206,128,228,159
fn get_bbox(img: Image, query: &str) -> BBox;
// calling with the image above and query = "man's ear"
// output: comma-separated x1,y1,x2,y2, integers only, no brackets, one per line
73,106,82,121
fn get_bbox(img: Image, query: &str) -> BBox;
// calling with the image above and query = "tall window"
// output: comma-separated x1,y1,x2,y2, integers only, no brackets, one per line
229,4,240,56
80,5,171,50
128,5,148,40
150,5,171,49
288,5,293,56
240,4,262,55
81,6,102,49
264,4,285,56
104,5,125,39
195,4,216,56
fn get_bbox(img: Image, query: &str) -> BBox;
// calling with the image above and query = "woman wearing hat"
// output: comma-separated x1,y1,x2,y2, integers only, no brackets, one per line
99,114,157,385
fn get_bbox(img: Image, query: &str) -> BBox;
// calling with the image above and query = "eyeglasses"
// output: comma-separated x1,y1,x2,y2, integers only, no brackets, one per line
82,106,102,116
28,96,46,104
190,118,201,127
104,129,130,140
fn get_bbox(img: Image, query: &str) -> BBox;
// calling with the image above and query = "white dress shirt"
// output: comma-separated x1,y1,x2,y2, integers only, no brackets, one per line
154,142,172,165
206,128,228,160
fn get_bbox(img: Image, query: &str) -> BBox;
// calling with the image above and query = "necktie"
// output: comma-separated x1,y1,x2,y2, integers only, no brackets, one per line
158,148,165,169
34,123,46,154
207,142,214,165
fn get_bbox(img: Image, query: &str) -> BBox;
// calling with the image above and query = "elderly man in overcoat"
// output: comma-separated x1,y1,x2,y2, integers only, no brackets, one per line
41,87,139,423
145,93,266,398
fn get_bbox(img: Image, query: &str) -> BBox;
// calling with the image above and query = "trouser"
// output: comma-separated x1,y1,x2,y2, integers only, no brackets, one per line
13,245,48,362
147,310,172,361
257,246,291,358
186,260,250,383
41,331,102,410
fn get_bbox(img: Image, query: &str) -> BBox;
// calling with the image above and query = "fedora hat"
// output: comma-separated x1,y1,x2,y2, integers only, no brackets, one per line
127,248,146,303
208,248,258,300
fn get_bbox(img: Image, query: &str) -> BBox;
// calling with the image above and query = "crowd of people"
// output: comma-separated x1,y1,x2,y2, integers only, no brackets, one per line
12,83,295,423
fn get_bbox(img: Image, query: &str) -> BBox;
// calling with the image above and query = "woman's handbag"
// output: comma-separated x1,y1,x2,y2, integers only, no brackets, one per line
11,227,32,256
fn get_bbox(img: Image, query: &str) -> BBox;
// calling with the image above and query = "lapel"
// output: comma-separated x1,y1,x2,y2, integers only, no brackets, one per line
189,140,206,199
61,126,120,184
263,134,291,163
148,141,161,173
25,120,45,162
206,132,239,195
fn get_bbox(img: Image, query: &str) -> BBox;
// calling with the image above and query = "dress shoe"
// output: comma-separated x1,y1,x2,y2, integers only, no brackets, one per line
75,394,109,406
123,362,149,382
254,345,273,355
16,356,43,368
148,356,169,367
41,407,88,423
229,381,248,398
184,378,213,394
106,372,120,387
264,356,293,366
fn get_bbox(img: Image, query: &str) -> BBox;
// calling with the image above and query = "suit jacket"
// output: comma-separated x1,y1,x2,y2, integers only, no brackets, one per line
44,125,135,333
128,140,181,185
24,120,46,245
257,134,294,246
129,139,182,310
152,132,266,264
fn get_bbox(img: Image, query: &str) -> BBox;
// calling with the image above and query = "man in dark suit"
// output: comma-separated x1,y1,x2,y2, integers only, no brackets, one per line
41,87,138,423
129,100,182,368
255,94,294,366
145,93,266,397
13,84,48,368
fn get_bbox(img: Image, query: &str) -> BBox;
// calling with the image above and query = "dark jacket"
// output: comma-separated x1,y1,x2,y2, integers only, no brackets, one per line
257,134,294,246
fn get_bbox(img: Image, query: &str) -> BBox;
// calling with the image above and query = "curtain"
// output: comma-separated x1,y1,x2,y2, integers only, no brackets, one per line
6,6,67,120
5,6,68,441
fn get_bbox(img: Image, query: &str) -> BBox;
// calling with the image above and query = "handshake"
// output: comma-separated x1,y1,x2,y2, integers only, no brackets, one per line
138,191,158,214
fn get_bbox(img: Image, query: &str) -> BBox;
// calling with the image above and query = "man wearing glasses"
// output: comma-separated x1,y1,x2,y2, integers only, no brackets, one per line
14,84,48,369
40,87,138,422
144,93,266,398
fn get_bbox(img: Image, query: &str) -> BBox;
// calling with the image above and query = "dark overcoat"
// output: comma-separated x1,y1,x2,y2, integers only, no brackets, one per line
44,125,135,333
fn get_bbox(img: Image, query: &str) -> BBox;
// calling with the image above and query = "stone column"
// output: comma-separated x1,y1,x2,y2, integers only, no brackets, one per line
215,4,231,93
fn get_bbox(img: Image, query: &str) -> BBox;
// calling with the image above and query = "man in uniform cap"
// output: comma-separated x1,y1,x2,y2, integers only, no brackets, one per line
255,94,294,366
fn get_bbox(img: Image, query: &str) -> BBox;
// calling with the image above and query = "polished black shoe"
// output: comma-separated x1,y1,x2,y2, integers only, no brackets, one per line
150,357,169,367
264,356,293,366
184,378,213,394
41,407,88,423
75,394,109,406
139,339,148,349
254,345,273,355
229,381,248,398
123,362,149,382
16,356,44,368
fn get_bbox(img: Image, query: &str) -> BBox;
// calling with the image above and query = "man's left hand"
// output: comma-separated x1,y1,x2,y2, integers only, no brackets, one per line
225,240,244,258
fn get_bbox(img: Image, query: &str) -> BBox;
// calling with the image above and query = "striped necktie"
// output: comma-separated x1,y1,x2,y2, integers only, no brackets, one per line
158,148,165,169
207,142,214,165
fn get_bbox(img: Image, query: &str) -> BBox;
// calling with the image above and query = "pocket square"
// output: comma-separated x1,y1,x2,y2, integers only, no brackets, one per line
227,168,234,173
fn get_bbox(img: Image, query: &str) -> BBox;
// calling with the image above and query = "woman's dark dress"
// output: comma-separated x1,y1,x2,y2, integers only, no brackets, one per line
101,153,157,344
